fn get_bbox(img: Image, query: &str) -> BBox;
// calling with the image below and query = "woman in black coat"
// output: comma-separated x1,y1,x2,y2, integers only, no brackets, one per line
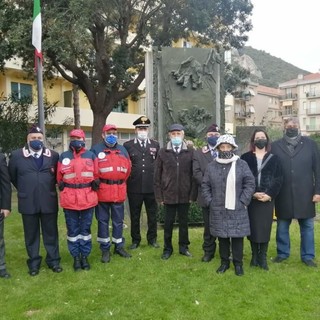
241,129,283,270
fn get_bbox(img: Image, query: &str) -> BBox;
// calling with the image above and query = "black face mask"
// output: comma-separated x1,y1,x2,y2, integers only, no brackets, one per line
254,139,268,150
218,151,234,159
285,128,299,138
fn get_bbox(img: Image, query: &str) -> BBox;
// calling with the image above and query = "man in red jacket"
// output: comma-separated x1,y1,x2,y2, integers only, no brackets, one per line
57,129,99,271
91,124,132,263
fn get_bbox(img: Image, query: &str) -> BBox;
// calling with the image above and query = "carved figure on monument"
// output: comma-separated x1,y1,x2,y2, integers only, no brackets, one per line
171,56,203,89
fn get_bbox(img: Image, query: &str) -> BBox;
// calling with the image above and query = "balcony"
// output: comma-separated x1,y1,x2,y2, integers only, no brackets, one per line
306,91,320,99
306,124,320,132
306,107,320,115
280,93,297,100
281,109,298,116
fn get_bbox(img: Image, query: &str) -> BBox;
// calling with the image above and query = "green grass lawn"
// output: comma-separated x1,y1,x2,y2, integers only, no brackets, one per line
1,204,320,320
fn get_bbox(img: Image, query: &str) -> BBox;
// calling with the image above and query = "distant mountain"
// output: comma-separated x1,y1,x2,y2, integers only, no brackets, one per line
240,46,310,88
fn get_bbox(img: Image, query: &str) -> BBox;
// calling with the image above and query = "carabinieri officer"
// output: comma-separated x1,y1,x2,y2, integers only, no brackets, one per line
124,116,160,249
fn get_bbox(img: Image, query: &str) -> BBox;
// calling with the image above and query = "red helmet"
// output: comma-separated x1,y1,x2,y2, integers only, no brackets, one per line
69,129,85,139
102,124,117,132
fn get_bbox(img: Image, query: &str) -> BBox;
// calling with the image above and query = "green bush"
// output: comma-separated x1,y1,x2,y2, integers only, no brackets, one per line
157,202,203,224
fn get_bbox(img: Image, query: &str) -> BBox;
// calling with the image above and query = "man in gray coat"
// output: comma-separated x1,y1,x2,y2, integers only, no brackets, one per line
271,117,320,267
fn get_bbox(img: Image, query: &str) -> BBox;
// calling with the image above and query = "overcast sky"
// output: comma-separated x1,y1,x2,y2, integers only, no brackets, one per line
246,0,319,73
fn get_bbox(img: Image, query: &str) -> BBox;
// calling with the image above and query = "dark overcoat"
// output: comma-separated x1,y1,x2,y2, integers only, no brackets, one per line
271,137,320,219
0,153,12,211
154,141,197,204
123,138,160,194
193,145,214,207
201,158,255,238
8,147,59,215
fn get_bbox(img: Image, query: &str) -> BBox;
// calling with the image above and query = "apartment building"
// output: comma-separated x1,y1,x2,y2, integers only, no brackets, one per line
225,83,282,134
279,73,320,135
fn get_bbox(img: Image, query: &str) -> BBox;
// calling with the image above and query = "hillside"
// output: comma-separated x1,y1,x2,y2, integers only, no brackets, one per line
241,46,310,88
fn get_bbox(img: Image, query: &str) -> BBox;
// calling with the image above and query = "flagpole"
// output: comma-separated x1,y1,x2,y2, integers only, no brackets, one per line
35,55,45,136
32,0,45,136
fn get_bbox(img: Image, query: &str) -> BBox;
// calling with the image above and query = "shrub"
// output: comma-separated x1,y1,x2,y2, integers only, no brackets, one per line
157,202,203,224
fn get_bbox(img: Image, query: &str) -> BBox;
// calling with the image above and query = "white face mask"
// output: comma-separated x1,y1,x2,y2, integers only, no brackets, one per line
137,131,148,141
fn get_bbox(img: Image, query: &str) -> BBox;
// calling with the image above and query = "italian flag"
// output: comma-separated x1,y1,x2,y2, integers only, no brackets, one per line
32,0,42,59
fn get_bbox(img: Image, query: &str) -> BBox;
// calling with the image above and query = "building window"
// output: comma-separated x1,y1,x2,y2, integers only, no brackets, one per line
113,99,128,113
64,90,73,108
183,41,192,48
11,82,33,103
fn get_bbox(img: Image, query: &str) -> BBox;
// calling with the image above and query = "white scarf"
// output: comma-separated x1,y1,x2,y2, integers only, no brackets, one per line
216,155,239,210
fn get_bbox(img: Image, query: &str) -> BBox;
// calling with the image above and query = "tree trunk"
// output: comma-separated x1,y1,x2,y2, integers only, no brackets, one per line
73,84,81,129
91,110,107,146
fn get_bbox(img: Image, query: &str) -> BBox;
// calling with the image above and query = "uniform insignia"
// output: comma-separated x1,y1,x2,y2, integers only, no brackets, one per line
98,152,106,159
62,158,71,165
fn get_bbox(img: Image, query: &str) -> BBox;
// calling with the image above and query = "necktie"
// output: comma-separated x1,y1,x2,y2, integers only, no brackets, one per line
211,150,216,158
174,147,179,154
141,141,145,149
34,153,39,159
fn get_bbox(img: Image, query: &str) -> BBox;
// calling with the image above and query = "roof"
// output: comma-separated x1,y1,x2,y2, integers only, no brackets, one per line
257,85,281,97
279,73,320,88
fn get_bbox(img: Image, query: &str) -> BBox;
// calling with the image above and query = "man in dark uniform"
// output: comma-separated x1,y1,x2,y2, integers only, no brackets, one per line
8,125,62,276
193,123,220,262
124,116,160,249
0,152,12,279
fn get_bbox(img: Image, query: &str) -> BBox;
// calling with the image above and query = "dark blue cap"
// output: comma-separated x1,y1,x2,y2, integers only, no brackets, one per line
168,123,184,132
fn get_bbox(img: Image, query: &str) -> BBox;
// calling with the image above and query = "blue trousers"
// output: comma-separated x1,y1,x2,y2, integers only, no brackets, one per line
276,218,315,261
95,202,125,251
64,208,94,257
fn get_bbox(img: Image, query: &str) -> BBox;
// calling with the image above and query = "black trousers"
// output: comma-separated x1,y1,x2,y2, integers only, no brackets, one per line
202,206,216,256
0,220,6,270
218,237,244,266
163,203,190,253
128,193,158,244
22,212,61,270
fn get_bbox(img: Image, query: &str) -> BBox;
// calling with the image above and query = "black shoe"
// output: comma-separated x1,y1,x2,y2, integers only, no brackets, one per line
161,252,172,260
129,243,140,250
179,250,192,257
73,256,82,271
114,247,132,258
216,264,230,274
148,241,160,248
81,256,90,270
303,259,317,267
101,251,111,263
0,269,11,279
201,253,214,262
235,265,244,276
29,269,39,277
50,265,63,273
272,256,287,263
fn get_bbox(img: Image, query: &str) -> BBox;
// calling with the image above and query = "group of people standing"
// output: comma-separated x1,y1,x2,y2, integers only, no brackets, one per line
0,116,319,279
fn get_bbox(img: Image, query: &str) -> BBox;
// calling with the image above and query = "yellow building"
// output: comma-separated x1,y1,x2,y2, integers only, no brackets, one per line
0,59,145,152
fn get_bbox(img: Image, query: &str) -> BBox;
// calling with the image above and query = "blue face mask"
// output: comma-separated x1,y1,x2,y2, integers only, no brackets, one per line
105,134,117,146
171,136,182,146
29,140,43,151
207,136,219,147
69,140,85,152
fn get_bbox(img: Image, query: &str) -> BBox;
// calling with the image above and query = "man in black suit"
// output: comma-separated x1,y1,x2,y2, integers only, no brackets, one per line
8,125,62,276
124,116,160,249
193,123,220,262
0,153,12,279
